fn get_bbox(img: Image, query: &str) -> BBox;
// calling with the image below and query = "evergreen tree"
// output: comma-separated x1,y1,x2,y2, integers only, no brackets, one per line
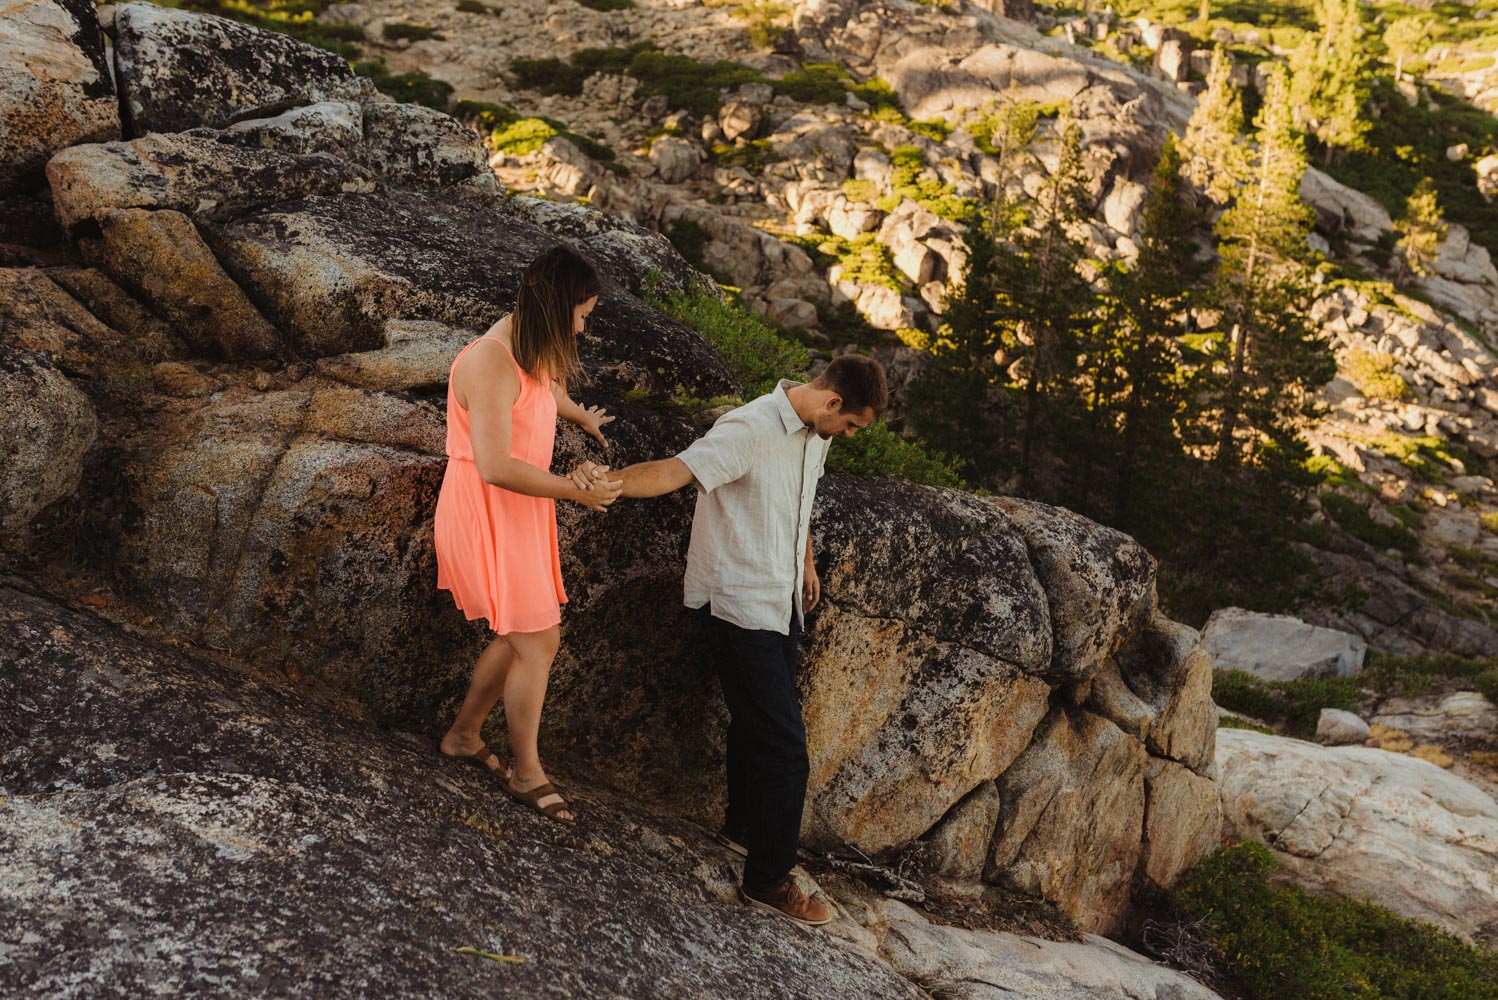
1005,116,1099,493
1181,48,1249,205
1393,177,1447,285
1210,64,1328,467
1098,135,1202,530
1288,0,1372,164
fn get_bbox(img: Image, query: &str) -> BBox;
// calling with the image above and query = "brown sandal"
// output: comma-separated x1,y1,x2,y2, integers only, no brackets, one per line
440,742,512,781
504,780,576,825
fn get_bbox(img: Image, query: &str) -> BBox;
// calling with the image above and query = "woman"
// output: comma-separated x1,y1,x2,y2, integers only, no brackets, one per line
434,245,621,825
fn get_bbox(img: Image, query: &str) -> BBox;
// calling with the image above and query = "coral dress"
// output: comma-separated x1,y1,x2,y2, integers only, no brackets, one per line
434,336,567,634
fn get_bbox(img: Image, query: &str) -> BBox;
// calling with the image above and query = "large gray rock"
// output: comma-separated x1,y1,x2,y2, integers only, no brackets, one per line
0,345,96,535
0,0,118,194
1201,607,1367,682
1299,167,1394,243
1216,728,1498,946
113,2,368,136
0,584,925,1000
46,132,374,235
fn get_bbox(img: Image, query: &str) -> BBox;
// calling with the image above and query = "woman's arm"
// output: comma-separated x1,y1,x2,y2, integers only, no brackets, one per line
552,379,613,446
463,347,590,501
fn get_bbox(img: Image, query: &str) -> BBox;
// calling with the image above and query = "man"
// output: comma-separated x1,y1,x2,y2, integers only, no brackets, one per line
613,354,889,927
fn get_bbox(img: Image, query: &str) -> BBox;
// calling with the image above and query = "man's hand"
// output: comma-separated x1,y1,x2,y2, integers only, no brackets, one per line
802,559,821,614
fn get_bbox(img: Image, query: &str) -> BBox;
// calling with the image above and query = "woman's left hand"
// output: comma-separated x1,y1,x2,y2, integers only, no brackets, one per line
579,405,614,447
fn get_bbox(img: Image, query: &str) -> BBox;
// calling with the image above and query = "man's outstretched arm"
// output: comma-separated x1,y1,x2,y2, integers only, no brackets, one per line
617,457,697,498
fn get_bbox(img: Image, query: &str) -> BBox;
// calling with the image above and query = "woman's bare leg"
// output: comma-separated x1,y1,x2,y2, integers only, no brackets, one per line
503,625,573,821
440,633,516,775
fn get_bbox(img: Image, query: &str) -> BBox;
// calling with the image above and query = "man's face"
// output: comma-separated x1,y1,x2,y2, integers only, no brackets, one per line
813,401,876,440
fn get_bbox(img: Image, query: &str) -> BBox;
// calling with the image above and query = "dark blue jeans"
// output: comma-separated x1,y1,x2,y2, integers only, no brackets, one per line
700,604,807,892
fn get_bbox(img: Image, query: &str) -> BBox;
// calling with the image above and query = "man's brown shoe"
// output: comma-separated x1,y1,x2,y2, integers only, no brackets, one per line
740,878,832,927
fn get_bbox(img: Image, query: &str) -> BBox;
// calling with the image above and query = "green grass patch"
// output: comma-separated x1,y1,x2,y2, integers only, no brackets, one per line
831,233,903,291
1481,511,1498,533
849,77,906,123
1305,455,1372,492
907,117,953,141
1212,668,1365,736
456,0,493,12
709,139,781,171
1172,841,1498,1000
490,118,559,156
841,178,880,205
352,57,453,109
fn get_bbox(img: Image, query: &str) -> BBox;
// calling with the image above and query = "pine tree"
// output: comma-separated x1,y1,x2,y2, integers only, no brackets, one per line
1210,64,1326,467
1100,135,1202,530
1288,0,1372,164
1181,48,1249,205
1393,177,1447,285
1006,116,1098,493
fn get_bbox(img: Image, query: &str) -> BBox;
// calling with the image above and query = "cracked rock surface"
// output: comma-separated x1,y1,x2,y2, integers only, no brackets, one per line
1215,727,1498,947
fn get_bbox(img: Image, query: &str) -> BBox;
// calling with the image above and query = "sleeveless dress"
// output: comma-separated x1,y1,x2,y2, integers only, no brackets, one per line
434,336,567,634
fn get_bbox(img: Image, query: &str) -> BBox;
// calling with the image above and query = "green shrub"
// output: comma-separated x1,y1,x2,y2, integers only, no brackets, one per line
1305,455,1372,492
456,0,492,12
575,0,634,9
1362,432,1466,484
835,234,903,291
877,145,978,222
1211,668,1281,723
1482,512,1498,533
514,44,762,117
491,118,558,156
454,99,520,131
382,22,442,41
709,139,781,171
828,420,966,488
352,57,453,109
1321,493,1421,554
1345,347,1411,401
643,274,809,397
907,117,952,141
849,77,905,121
730,1,793,51
1173,841,1498,1000
665,218,711,273
773,62,848,104
841,178,879,204
1212,668,1365,735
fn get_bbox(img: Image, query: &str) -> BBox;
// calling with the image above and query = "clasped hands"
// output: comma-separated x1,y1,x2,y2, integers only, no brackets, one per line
568,461,624,512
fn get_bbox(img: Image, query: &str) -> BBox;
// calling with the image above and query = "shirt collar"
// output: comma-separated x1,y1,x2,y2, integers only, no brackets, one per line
773,379,808,435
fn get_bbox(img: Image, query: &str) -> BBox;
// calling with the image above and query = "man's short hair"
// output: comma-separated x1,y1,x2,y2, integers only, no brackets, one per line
813,354,889,417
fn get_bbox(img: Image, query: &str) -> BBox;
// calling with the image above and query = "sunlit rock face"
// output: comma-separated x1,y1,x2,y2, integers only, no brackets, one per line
0,2,1221,937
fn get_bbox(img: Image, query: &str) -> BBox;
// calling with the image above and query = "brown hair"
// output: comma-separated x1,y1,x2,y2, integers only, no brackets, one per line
813,354,889,416
511,244,601,384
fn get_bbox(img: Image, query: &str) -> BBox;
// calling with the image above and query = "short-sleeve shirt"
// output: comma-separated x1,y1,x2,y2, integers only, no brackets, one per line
676,379,831,635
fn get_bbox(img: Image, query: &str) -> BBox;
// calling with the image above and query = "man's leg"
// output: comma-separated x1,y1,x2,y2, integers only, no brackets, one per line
705,612,809,892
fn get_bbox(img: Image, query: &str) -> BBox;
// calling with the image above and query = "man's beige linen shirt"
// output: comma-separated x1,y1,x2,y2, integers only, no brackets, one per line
676,379,830,635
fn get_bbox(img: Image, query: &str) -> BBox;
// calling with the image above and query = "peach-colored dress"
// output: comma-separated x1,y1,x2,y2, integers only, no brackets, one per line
434,336,567,634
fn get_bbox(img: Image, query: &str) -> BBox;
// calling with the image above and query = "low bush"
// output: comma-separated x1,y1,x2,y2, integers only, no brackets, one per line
773,63,847,104
456,0,492,12
382,22,442,42
828,420,966,488
491,118,559,156
1217,714,1275,734
1321,493,1421,554
1172,840,1498,1000
575,0,634,9
643,274,809,397
352,57,453,109
1344,347,1411,401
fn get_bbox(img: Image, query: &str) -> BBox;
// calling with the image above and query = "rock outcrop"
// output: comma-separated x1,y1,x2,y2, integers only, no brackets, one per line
1216,728,1498,947
0,0,1221,945
0,0,118,194
1200,607,1368,682
0,345,96,535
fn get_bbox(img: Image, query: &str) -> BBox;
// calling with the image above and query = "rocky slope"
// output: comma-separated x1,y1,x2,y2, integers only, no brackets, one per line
319,0,1498,656
0,3,1227,996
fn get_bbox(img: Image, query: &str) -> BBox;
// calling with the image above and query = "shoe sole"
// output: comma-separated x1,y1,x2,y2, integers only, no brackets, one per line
738,888,832,927
714,832,749,857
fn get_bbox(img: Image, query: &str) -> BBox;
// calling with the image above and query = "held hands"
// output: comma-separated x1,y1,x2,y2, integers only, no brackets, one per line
568,461,623,512
579,405,615,447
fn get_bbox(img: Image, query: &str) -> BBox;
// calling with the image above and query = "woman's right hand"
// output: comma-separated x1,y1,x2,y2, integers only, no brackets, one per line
568,462,622,511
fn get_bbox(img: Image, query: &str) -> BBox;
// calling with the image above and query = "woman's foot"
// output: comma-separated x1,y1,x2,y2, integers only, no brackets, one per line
439,730,513,781
507,768,575,824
